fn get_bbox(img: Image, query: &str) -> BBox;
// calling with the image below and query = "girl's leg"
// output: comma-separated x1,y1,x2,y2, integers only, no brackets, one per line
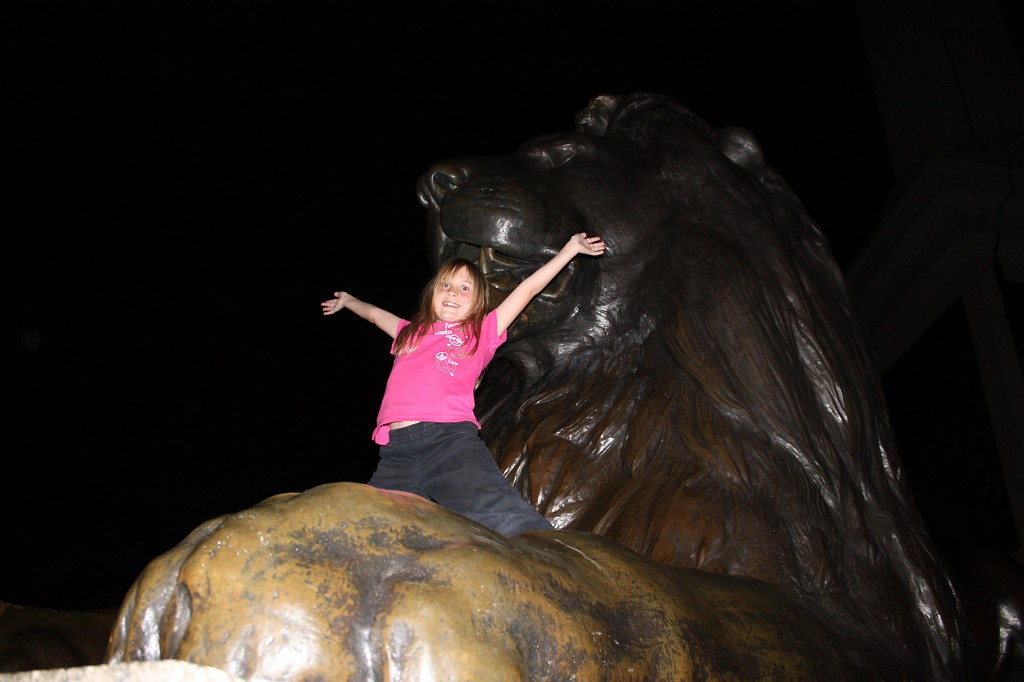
420,422,554,535
367,424,430,499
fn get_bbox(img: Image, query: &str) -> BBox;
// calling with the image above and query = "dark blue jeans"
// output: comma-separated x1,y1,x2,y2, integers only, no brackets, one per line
368,421,553,535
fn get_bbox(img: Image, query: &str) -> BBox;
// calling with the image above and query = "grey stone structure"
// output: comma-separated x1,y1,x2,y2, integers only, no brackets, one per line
850,0,1024,560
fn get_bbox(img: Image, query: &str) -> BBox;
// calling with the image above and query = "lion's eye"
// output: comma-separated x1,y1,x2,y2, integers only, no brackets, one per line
544,143,576,167
518,135,584,168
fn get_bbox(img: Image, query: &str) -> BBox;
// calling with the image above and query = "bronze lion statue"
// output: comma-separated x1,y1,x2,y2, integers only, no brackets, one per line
106,93,968,680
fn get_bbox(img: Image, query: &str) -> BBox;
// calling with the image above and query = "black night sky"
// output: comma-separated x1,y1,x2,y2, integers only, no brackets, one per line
6,3,1019,610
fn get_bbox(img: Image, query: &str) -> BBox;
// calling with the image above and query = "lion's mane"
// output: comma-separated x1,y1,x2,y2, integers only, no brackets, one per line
469,93,964,678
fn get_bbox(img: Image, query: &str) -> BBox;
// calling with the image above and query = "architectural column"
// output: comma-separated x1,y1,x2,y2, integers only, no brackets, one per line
858,0,1024,177
963,236,1024,549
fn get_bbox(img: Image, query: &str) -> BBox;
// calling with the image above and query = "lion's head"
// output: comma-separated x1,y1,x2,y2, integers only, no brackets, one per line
417,93,964,679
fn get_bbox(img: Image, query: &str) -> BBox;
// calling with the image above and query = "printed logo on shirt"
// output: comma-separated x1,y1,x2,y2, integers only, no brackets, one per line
435,350,458,375
436,327,465,348
434,322,466,375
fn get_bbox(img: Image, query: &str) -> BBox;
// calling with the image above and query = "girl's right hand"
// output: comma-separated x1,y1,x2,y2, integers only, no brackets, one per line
321,291,348,315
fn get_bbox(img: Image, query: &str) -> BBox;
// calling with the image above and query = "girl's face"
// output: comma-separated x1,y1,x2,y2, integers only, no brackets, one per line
433,266,478,323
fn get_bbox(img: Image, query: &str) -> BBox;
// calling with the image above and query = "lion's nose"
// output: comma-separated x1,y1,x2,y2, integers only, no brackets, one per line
417,162,468,209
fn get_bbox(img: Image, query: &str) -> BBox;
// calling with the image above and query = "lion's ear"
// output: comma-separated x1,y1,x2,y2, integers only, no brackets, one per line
714,127,767,180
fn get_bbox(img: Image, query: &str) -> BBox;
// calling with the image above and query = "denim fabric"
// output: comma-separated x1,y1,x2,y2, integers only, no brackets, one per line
368,421,553,535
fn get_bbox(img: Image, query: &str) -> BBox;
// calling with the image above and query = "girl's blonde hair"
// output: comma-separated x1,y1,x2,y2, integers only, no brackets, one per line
393,259,489,356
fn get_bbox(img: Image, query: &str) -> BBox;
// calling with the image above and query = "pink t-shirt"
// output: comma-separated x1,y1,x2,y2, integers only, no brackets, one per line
372,310,506,445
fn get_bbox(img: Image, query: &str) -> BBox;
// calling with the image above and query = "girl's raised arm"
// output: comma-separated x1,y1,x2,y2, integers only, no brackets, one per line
494,233,605,336
321,291,402,339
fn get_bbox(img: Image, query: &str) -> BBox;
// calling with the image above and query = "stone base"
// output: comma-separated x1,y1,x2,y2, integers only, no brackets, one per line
0,662,248,682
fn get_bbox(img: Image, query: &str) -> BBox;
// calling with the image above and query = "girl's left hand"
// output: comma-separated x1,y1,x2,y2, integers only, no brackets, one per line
570,232,606,256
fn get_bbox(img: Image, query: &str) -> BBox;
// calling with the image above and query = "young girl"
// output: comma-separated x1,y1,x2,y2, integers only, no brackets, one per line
321,232,606,535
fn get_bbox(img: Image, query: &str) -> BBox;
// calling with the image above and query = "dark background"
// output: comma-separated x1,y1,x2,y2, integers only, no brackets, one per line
6,2,1019,610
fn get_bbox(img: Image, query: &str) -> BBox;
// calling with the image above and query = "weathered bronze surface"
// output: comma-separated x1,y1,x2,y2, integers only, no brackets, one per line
108,93,972,679
107,483,906,680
